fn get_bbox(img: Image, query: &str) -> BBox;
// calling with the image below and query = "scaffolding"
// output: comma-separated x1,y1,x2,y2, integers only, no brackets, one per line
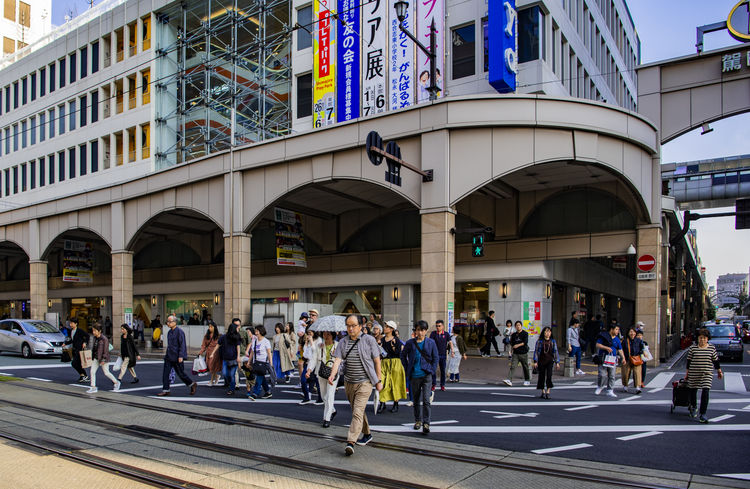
154,0,291,168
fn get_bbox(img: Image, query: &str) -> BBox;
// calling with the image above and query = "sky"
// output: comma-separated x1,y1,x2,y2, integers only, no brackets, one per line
51,1,749,289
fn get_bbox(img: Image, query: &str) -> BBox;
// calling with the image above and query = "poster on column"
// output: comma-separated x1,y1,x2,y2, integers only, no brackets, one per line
336,0,360,122
62,240,94,283
362,0,387,116
447,301,454,334
522,301,541,335
313,0,336,127
389,0,414,110
274,207,307,267
416,0,444,102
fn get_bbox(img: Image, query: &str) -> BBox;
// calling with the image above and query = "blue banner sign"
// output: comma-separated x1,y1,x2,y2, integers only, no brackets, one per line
337,0,361,122
488,0,517,93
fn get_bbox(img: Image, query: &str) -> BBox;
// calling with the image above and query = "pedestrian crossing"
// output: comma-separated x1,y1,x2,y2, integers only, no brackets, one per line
644,370,748,393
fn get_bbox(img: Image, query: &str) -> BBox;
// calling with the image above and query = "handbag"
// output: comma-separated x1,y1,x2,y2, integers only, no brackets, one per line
318,361,333,380
80,350,92,369
112,356,123,372
630,354,643,366
192,355,208,375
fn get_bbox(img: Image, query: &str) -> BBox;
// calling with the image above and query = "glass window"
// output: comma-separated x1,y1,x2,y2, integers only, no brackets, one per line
3,169,8,195
296,73,312,118
69,100,76,130
39,158,45,186
68,147,76,179
58,105,65,134
59,58,65,88
29,159,35,189
4,0,14,21
18,1,29,27
21,120,26,148
79,144,87,176
47,155,54,184
20,163,26,191
30,116,35,145
90,140,98,173
40,67,45,96
80,46,87,78
92,41,99,73
49,63,55,92
297,6,312,50
48,108,54,138
80,95,87,127
12,166,18,193
58,151,65,182
12,123,18,151
4,85,9,112
12,81,18,108
2,36,13,54
69,52,76,83
30,72,36,101
3,127,8,154
21,77,27,105
482,18,489,72
90,90,99,123
519,6,542,63
452,23,475,79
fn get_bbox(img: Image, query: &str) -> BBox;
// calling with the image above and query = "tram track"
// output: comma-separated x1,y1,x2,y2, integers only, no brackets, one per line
6,380,682,489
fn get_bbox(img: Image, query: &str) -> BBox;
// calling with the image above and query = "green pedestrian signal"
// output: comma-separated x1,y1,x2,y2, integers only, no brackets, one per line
472,233,484,257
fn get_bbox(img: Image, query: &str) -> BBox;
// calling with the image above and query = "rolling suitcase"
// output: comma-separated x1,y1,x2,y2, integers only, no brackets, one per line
670,378,690,413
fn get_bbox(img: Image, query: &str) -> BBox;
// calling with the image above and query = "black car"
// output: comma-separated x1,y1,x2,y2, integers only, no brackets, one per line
705,324,744,362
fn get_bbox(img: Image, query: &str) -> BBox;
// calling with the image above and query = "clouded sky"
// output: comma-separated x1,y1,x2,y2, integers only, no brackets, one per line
52,0,750,288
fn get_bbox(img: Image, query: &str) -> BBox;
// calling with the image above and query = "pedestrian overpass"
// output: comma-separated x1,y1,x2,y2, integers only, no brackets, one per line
662,154,750,209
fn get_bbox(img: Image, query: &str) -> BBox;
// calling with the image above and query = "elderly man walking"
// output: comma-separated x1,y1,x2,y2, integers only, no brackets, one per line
328,314,383,456
157,315,197,397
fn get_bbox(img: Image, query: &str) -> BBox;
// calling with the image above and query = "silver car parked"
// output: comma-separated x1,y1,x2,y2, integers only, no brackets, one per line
0,319,66,358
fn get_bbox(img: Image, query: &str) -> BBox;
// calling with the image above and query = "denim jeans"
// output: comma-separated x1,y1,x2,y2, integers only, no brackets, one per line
597,365,615,391
222,361,238,391
569,346,581,369
253,374,270,395
410,375,431,424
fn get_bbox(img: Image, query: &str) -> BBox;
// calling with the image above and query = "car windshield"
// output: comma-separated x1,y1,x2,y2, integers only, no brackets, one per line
22,321,60,334
706,326,735,338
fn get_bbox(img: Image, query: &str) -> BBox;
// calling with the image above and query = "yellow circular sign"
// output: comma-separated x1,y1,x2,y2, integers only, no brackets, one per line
728,0,750,42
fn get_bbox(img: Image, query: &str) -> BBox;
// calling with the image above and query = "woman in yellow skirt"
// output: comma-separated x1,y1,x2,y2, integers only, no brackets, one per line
377,320,408,413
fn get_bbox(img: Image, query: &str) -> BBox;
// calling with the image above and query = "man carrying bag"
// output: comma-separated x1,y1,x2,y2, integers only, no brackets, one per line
63,318,89,383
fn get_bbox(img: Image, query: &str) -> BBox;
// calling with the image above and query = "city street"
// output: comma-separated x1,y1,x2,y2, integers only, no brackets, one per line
3,351,749,481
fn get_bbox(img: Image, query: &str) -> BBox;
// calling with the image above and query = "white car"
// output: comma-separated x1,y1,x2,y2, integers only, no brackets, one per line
0,319,66,358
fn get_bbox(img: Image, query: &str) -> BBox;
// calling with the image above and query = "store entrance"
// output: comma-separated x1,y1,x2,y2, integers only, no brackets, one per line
67,298,104,333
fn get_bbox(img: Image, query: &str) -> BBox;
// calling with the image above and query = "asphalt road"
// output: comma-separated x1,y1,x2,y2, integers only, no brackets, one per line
2,350,750,480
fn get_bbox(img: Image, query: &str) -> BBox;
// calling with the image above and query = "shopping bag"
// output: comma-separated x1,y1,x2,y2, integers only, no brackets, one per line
80,350,92,369
641,345,653,362
112,356,123,372
603,354,617,367
192,355,208,375
61,348,72,362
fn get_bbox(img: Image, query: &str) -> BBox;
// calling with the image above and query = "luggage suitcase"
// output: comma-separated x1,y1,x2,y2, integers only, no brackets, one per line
671,378,690,413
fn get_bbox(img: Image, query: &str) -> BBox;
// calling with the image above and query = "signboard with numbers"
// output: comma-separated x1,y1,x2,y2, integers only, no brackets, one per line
337,0,360,122
314,0,336,127
389,0,415,110
362,0,388,116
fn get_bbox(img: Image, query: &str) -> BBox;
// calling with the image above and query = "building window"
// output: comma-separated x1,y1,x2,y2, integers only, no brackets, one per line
80,46,87,78
69,52,76,83
40,67,45,96
49,63,55,92
12,166,18,193
58,105,65,134
482,18,489,72
296,73,312,118
21,77,27,105
90,140,98,173
297,6,312,50
47,155,54,184
3,169,8,195
4,127,9,154
39,112,45,142
48,108,54,138
3,0,14,21
38,158,44,187
2,36,13,54
12,81,18,109
58,151,65,182
59,58,65,88
30,72,36,101
30,116,35,145
3,86,8,112
79,144,87,176
29,159,35,189
518,6,543,63
69,100,76,130
19,1,29,27
20,163,26,191
12,123,18,151
452,23,475,79
20,120,26,148
80,95,87,127
142,15,151,50
69,147,76,179
91,41,99,73
91,90,98,123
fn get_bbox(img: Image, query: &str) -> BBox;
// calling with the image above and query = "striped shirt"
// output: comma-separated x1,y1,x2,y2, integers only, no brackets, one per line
686,344,720,389
344,343,368,383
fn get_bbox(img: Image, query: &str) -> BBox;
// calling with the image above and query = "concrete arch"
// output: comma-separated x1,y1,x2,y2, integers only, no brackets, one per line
126,207,225,252
123,178,226,251
40,227,112,261
37,207,114,261
0,223,31,259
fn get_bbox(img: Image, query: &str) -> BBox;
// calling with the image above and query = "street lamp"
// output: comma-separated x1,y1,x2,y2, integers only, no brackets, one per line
392,0,440,101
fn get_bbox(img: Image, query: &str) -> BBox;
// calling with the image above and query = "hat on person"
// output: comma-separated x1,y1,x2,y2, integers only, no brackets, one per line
384,320,398,330
636,321,645,327
300,312,309,318
309,309,319,316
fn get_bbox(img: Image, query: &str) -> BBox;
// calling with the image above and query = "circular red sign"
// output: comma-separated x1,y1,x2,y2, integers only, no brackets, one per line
637,254,656,272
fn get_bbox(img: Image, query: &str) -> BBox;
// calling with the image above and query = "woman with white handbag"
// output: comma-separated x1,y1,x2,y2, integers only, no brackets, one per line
117,324,141,384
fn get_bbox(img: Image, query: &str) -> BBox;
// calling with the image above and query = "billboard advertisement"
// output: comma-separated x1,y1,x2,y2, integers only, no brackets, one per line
314,0,337,127
389,0,415,110
62,240,94,283
416,0,444,102
275,207,307,267
488,0,518,93
337,0,360,122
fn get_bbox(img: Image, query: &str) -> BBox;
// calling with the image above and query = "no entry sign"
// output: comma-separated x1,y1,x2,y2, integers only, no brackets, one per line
637,254,656,272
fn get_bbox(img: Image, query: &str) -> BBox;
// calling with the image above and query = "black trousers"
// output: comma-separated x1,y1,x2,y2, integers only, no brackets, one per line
481,335,500,355
690,387,710,415
536,362,554,390
431,356,447,387
162,358,193,391
71,350,86,376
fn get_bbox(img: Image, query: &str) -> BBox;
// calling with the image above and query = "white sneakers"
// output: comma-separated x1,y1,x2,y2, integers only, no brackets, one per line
86,387,98,394
575,369,585,376
523,381,530,386
606,390,617,398
503,379,512,386
594,386,603,395
113,381,121,392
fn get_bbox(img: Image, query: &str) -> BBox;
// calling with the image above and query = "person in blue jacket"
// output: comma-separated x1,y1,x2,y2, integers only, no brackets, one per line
401,320,439,435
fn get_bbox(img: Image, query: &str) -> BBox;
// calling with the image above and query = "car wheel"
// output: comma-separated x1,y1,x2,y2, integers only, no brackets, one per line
21,343,32,359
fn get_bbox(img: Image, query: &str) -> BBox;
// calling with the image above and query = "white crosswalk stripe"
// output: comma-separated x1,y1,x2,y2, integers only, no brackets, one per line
723,372,747,393
645,372,675,389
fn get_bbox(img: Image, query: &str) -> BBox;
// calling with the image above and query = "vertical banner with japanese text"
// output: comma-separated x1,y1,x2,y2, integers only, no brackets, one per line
314,0,336,127
362,0,387,116
275,208,307,267
389,0,414,110
337,0,360,122
416,0,444,103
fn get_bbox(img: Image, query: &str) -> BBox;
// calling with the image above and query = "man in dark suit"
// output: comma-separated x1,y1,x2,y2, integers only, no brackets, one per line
64,318,89,383
480,311,501,357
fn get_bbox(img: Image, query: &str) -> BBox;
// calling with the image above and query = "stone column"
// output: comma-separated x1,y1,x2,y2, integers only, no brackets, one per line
224,233,251,327
29,260,48,320
111,251,133,350
420,210,455,329
635,225,662,366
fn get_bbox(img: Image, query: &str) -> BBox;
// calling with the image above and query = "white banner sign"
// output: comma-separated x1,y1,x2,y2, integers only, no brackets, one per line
389,0,414,110
416,0,444,102
362,0,388,116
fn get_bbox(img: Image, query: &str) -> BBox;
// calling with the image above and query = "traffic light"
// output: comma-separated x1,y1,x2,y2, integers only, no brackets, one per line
472,233,484,257
737,198,750,230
